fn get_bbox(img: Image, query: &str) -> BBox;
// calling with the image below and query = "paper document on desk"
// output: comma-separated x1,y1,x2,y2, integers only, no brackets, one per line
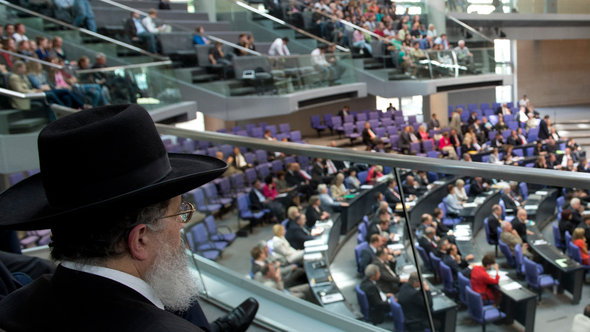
456,236,472,241
463,202,477,208
524,205,537,210
321,293,344,304
305,245,328,253
496,271,509,278
474,197,486,204
315,220,333,228
535,191,548,196
501,282,522,291
533,239,548,245
304,252,323,261
276,193,288,198
388,243,404,251
305,239,325,248
360,185,373,190
555,258,568,268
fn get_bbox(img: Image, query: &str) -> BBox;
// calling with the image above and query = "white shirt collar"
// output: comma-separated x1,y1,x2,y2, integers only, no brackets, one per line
61,261,165,309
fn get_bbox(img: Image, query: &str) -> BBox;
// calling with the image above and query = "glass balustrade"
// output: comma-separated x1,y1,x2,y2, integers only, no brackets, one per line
447,0,590,15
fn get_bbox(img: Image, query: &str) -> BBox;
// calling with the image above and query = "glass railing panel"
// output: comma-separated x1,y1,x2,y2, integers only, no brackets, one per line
425,49,457,79
449,0,590,15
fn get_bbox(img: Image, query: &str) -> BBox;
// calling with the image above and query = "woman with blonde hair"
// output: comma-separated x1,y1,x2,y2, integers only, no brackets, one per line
454,179,468,202
573,227,589,265
330,173,349,200
271,224,303,264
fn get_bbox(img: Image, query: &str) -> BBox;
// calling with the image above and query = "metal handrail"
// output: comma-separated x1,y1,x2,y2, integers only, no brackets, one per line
75,60,172,74
0,87,46,99
234,0,350,52
95,0,261,56
49,104,590,189
446,14,495,43
0,0,168,61
0,49,64,69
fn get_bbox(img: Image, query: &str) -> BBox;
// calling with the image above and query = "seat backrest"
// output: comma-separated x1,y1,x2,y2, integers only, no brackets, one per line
565,231,572,246
568,241,582,263
466,286,483,321
358,222,367,239
231,172,245,190
204,215,217,235
355,284,370,321
237,194,248,212
523,256,539,286
255,149,268,163
429,252,441,276
279,123,290,133
355,242,369,274
244,168,257,185
439,261,454,293
457,272,470,305
390,300,405,332
192,188,206,206
498,239,515,266
483,218,494,244
552,222,562,246
244,152,256,165
519,182,528,199
356,113,367,123
191,223,209,245
357,171,368,185
202,183,218,201
415,243,431,270
514,243,524,271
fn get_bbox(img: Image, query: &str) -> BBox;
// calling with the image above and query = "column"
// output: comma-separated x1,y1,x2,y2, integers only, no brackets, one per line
426,0,447,35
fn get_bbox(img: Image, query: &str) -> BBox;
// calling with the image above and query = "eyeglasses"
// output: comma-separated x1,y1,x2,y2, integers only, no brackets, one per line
161,201,195,223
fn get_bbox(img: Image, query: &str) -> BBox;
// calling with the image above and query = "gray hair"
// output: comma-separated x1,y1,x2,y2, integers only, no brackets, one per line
364,264,379,278
317,184,327,193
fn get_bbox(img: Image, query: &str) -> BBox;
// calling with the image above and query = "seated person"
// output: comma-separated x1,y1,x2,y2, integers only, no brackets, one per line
384,178,402,206
573,228,590,265
254,262,310,300
285,214,313,250
372,248,405,294
365,165,383,184
361,121,378,150
444,184,463,217
230,147,251,171
346,169,361,190
330,173,349,201
124,11,158,53
359,264,395,325
470,254,500,303
359,234,381,275
487,204,503,242
367,209,397,243
502,186,521,213
271,224,303,265
249,179,284,222
468,177,489,197
318,184,349,213
440,238,473,279
418,227,440,257
500,221,534,259
511,208,534,241
305,195,330,229
397,272,433,331
402,175,425,196
432,208,455,239
453,179,468,202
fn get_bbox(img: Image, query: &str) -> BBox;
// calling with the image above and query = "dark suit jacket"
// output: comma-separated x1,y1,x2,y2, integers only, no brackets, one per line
359,246,377,274
249,189,266,211
511,220,527,241
501,193,518,212
384,187,401,205
538,119,550,140
399,132,411,150
402,183,424,196
0,265,206,331
305,205,324,228
124,18,149,40
507,136,523,146
442,253,469,279
372,258,401,294
449,133,462,147
285,222,313,250
365,222,381,243
285,170,305,187
359,278,391,324
418,236,439,257
362,128,375,146
311,162,324,184
468,180,485,197
571,209,583,226
488,214,501,241
397,282,432,331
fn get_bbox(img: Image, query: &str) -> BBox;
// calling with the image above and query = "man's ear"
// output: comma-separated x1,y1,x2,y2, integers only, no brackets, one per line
127,224,152,261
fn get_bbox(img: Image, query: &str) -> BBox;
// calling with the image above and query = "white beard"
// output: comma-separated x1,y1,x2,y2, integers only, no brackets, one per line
145,239,201,312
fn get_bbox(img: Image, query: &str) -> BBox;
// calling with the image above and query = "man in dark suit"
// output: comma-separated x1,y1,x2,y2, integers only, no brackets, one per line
467,111,478,126
249,179,284,221
384,178,401,206
402,175,425,197
501,186,519,213
487,204,503,242
285,214,313,250
359,264,395,325
124,12,158,53
285,162,313,198
338,105,350,120
468,177,488,197
538,115,550,140
366,209,391,242
507,130,524,146
359,235,381,274
305,195,330,229
397,272,433,331
399,125,412,154
361,121,377,150
0,105,257,331
428,113,440,130
372,248,404,294
310,157,327,188
418,227,440,257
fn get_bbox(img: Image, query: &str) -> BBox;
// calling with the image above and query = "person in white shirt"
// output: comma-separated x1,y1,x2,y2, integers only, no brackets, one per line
141,9,171,34
311,45,335,83
454,179,468,202
271,224,303,264
268,37,290,56
426,24,437,38
518,94,530,108
11,23,28,44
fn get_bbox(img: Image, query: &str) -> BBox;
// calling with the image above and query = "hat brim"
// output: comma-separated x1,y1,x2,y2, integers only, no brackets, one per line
0,153,227,230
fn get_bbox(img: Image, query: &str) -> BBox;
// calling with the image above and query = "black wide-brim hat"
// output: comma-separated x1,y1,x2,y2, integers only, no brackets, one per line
0,104,227,230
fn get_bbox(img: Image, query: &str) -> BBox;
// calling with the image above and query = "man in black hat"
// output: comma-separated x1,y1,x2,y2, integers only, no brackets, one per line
0,104,258,331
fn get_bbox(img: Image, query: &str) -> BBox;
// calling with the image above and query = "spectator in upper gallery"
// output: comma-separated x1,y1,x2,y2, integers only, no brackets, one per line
559,209,576,247
561,147,577,169
519,94,531,108
449,108,463,134
518,106,529,124
434,33,450,50
2,24,14,42
490,133,505,149
254,261,310,300
538,115,551,141
461,135,478,154
142,9,171,34
34,36,50,60
449,128,462,150
352,24,372,55
428,113,440,130
229,146,251,171
454,40,473,65
468,177,488,197
124,12,158,54
362,121,378,150
470,254,500,303
262,175,279,201
338,105,351,120
233,34,250,57
439,132,458,160
249,179,284,221
72,0,97,32
419,35,434,50
9,61,42,110
11,23,28,44
507,130,523,146
192,26,209,45
48,36,67,62
399,125,412,154
497,102,511,115
426,23,437,38
16,40,34,58
26,60,84,109
268,37,290,56
545,136,558,155
577,158,590,173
